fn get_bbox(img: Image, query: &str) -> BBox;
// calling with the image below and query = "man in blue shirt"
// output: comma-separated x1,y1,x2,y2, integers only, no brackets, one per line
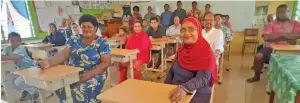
160,4,173,27
172,1,186,24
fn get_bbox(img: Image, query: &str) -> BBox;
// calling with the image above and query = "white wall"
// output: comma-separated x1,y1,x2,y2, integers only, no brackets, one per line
132,1,255,32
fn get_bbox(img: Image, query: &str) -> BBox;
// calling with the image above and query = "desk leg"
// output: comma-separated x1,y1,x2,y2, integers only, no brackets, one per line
157,46,167,79
2,77,18,103
38,89,46,103
129,56,134,79
269,90,275,103
64,81,74,103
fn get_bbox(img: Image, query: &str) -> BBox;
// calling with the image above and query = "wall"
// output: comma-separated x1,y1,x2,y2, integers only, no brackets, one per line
255,1,294,15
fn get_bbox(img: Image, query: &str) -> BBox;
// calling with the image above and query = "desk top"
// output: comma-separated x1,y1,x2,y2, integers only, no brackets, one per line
268,54,300,103
104,37,125,41
151,40,168,45
97,79,194,103
272,45,300,51
14,65,83,81
111,48,139,56
25,44,54,48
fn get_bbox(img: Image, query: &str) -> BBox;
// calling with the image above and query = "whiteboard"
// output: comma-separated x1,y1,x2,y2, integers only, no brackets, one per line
132,1,255,32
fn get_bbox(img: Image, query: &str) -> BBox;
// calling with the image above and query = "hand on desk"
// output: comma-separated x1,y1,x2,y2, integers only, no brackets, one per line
37,60,51,70
169,85,187,103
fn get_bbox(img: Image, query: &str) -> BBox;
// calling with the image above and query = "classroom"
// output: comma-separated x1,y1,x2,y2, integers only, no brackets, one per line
1,0,300,103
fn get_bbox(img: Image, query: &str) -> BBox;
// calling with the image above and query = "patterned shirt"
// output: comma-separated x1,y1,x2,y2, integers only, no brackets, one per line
217,24,232,42
55,35,111,103
1,45,36,69
263,20,300,47
166,24,181,36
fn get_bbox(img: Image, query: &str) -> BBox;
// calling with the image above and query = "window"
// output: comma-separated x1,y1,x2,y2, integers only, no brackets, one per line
294,1,300,21
1,1,34,40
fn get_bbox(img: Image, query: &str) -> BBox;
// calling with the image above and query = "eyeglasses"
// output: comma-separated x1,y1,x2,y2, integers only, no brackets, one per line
180,27,197,34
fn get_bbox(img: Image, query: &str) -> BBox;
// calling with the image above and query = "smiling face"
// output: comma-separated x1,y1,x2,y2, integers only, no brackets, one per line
204,13,214,30
181,22,198,44
81,22,97,38
72,23,80,35
133,22,142,33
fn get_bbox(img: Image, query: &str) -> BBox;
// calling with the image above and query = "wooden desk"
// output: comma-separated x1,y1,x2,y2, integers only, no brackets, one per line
109,48,139,87
97,79,195,103
105,38,126,49
25,44,54,58
272,45,300,55
24,44,54,50
1,60,18,103
14,65,83,103
147,40,168,79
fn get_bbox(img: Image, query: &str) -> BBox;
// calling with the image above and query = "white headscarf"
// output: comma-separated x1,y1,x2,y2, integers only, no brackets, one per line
71,22,82,35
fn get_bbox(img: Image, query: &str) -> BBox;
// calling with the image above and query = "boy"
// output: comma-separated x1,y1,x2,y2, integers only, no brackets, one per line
1,32,38,101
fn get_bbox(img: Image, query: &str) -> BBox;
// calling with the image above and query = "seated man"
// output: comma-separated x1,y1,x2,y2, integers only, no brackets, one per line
1,32,39,101
215,14,232,48
166,16,181,37
166,16,181,55
247,4,300,83
147,17,167,69
202,12,224,59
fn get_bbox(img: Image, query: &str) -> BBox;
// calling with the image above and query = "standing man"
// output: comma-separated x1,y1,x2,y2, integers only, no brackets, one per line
172,1,186,24
144,6,156,23
204,4,211,15
161,4,173,27
247,4,300,83
188,1,201,18
202,13,224,58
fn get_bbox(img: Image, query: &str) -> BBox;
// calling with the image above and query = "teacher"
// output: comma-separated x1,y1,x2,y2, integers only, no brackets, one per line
165,17,217,103
38,14,111,103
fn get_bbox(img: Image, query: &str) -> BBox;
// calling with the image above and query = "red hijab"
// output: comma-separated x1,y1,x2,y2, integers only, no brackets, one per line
177,17,218,85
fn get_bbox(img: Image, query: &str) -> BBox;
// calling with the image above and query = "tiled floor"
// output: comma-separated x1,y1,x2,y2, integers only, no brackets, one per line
2,53,277,103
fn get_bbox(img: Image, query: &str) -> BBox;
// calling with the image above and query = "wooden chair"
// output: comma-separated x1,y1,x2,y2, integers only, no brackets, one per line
242,28,259,55
296,39,300,45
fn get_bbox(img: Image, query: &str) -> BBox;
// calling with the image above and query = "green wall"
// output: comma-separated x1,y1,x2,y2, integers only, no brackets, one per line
27,1,113,40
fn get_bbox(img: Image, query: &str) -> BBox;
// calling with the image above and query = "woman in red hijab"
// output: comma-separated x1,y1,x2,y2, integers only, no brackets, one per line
165,17,218,103
118,21,152,83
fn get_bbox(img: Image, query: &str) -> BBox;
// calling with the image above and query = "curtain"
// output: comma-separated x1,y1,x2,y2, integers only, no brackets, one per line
10,0,29,20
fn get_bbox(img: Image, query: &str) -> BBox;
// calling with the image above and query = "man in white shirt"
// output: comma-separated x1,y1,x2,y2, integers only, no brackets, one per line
166,16,181,36
202,12,224,58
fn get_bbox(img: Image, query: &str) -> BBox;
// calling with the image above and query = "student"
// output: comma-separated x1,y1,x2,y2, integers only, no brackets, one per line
1,32,38,101
38,14,111,103
224,15,233,31
142,19,150,32
129,6,142,33
214,14,232,46
202,12,224,58
172,1,186,24
161,4,173,27
118,21,152,83
144,6,156,23
204,4,211,15
147,17,167,69
71,22,81,36
42,23,66,47
165,17,217,103
113,26,129,40
188,1,202,21
166,16,181,36
247,4,300,83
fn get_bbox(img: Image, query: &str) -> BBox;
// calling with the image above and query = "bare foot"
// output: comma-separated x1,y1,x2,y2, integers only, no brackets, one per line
246,77,260,83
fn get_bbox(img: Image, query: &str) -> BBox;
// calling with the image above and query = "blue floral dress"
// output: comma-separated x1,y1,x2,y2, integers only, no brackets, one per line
55,35,111,103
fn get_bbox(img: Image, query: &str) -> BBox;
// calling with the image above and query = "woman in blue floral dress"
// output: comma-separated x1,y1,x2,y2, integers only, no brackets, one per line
38,14,111,103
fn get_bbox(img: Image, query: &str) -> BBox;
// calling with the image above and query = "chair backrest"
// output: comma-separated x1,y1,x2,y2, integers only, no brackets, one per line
244,28,259,40
296,39,300,45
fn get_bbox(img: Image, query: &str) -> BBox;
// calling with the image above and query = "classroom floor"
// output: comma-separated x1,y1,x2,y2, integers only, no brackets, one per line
2,53,277,103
